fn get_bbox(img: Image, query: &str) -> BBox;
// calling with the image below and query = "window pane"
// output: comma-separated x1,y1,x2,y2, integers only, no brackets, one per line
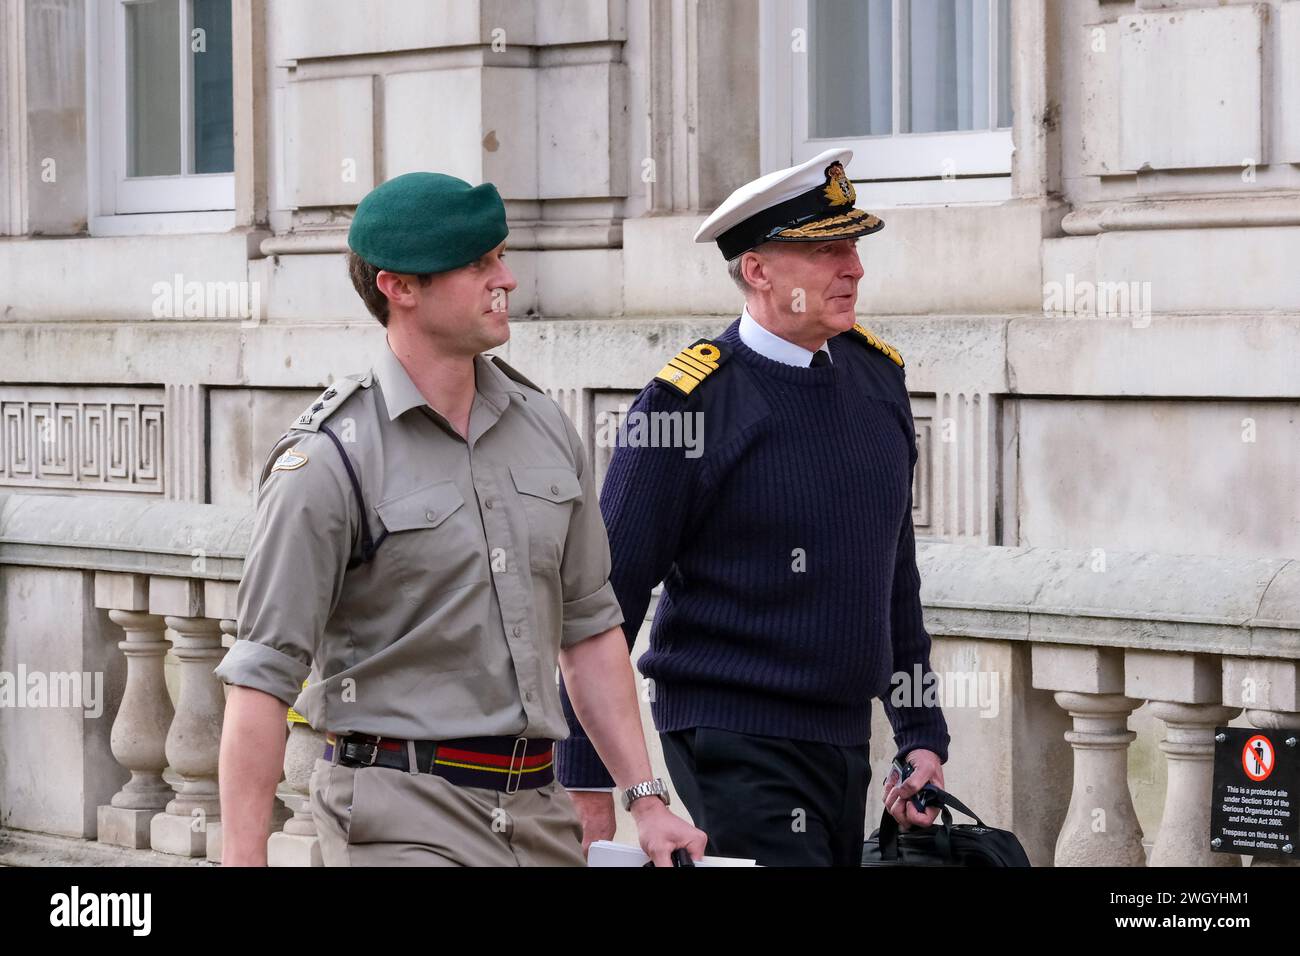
903,0,990,134
996,0,1013,128
191,0,234,173
127,0,182,177
810,0,892,138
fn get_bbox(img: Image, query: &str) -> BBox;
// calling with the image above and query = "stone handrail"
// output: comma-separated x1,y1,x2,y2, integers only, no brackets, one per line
916,541,1299,658
5,492,1296,648
0,493,252,580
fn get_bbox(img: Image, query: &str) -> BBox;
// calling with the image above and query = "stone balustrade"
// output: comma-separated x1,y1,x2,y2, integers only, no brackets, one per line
1,491,1296,867
918,544,1299,867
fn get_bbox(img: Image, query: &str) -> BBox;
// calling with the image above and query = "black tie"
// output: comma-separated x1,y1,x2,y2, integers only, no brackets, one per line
810,351,831,368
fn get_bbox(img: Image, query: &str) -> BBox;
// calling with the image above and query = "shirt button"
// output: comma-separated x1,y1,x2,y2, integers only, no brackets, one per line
525,691,535,702
484,498,494,510
512,624,522,638
550,484,560,495
425,510,437,522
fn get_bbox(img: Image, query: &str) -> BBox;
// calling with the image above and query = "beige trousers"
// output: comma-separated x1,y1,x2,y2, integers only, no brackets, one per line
308,757,587,867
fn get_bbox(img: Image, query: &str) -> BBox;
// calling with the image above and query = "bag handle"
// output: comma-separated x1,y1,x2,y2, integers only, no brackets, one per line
878,802,956,863
877,786,987,862
918,785,989,828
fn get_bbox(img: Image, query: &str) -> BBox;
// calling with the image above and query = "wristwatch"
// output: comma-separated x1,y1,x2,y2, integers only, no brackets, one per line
621,777,671,811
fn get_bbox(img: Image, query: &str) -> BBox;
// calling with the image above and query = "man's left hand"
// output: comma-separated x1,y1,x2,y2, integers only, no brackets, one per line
882,749,945,831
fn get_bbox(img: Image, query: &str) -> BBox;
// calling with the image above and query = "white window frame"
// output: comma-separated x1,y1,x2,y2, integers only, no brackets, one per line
761,0,1013,205
87,0,235,231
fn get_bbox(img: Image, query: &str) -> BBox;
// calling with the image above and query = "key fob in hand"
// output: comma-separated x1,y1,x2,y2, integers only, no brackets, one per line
912,783,942,813
891,758,938,813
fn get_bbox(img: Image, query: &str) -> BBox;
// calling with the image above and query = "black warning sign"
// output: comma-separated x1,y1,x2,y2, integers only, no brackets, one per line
1210,726,1297,859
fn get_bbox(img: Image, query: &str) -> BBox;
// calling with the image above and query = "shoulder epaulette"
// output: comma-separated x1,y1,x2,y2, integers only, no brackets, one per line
490,355,543,393
290,372,372,432
654,338,731,397
848,324,905,368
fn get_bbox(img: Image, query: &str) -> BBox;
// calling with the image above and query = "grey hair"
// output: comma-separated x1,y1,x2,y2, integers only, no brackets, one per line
727,253,752,294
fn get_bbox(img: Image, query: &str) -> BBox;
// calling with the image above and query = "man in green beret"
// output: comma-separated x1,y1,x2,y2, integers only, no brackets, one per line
216,172,706,866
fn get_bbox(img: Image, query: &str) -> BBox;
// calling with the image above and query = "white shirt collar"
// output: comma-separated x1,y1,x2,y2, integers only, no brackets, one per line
738,305,832,367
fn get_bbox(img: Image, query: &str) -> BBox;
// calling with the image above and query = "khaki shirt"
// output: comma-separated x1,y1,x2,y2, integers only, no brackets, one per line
214,341,624,741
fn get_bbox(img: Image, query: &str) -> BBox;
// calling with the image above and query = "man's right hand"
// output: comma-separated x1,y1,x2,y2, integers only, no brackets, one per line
568,790,617,856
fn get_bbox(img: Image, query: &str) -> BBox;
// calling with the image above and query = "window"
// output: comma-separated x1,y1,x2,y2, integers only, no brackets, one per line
763,0,1014,204
91,0,235,224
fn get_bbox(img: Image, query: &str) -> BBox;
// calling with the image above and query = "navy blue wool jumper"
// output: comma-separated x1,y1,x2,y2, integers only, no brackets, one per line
556,317,950,788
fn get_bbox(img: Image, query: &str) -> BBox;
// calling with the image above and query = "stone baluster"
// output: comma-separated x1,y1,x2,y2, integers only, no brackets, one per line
219,618,236,650
1033,645,1146,866
269,722,326,867
1127,650,1241,866
151,614,225,856
1149,701,1242,866
1223,657,1300,868
147,576,225,857
93,573,174,848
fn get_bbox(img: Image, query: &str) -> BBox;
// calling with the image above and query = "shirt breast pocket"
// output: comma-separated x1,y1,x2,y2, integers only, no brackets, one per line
374,480,476,597
510,465,581,570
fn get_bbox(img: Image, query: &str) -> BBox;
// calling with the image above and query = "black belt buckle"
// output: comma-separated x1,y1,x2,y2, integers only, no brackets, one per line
342,734,383,768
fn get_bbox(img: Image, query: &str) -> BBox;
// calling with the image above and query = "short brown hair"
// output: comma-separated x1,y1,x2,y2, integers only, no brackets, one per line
347,251,434,327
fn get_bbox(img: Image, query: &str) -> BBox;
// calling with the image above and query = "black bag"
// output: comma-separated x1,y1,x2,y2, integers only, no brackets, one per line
861,785,1031,867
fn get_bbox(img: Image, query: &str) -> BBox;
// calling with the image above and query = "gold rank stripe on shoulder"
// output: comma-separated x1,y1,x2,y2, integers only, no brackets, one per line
849,324,905,368
654,339,730,397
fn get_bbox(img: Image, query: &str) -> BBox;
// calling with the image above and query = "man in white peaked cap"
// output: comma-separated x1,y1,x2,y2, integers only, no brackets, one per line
555,148,952,866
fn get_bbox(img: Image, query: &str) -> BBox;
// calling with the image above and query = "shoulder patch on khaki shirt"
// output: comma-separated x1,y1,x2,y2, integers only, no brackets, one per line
290,372,372,433
271,447,309,473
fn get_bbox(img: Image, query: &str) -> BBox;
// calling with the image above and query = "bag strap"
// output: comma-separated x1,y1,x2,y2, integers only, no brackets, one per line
934,806,955,861
319,423,388,568
878,809,901,860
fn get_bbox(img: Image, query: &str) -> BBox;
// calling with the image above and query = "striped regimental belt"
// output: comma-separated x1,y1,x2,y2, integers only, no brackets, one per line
324,733,555,793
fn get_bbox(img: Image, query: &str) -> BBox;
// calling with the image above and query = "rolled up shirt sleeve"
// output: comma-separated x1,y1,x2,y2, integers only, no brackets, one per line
214,430,353,707
215,640,309,709
557,414,624,648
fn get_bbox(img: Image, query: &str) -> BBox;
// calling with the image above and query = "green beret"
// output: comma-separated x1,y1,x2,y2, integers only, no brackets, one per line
347,171,508,274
